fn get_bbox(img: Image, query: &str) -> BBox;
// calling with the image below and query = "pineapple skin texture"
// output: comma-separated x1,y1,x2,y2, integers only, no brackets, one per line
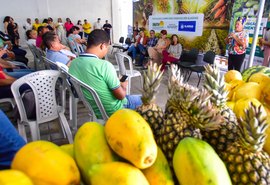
137,103,164,140
173,137,232,185
11,141,80,185
0,170,33,185
222,143,270,184
88,162,149,185
142,147,174,185
105,109,158,169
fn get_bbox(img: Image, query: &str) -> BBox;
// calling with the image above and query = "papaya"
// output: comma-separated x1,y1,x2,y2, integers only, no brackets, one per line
142,147,174,185
60,144,74,158
105,109,157,169
0,170,33,185
173,137,232,185
74,122,118,184
88,161,149,185
11,141,80,185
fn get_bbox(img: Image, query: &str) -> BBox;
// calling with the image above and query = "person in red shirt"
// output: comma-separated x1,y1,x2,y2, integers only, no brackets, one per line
36,26,49,48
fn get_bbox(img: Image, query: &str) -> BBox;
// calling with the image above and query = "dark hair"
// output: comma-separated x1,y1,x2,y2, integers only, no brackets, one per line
37,26,45,34
26,30,32,40
69,26,80,34
35,18,39,21
171,34,179,45
87,29,110,48
43,19,48,24
42,31,57,49
150,30,155,33
48,17,53,22
77,20,81,25
3,16,11,23
160,30,167,35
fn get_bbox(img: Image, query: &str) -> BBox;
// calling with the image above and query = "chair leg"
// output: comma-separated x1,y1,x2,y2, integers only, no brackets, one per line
186,70,192,82
28,122,40,141
59,112,73,144
70,97,79,130
197,73,202,87
17,121,27,142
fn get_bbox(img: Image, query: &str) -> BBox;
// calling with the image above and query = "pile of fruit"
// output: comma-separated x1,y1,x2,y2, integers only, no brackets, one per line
1,64,270,185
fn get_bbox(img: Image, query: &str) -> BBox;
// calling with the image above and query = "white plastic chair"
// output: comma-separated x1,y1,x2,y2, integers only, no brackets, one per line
68,74,109,125
42,56,58,70
30,45,46,70
56,61,79,130
115,52,142,95
11,70,73,143
0,98,15,108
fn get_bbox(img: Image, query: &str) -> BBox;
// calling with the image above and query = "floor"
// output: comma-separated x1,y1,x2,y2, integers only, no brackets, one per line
0,46,209,145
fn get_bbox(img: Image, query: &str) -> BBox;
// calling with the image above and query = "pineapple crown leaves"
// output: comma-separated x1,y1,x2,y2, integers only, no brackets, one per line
141,62,164,104
203,64,228,108
167,82,224,131
238,103,269,152
168,64,183,95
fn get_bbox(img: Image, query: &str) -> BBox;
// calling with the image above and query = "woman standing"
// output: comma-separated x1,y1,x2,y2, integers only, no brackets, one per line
161,34,182,71
55,18,66,45
64,18,74,37
259,25,270,67
3,16,11,34
76,20,83,38
225,17,249,72
147,30,170,65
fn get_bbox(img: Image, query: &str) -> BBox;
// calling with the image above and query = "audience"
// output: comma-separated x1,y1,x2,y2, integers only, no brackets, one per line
23,18,32,31
36,26,49,48
26,30,37,46
7,17,20,46
82,19,91,39
3,16,11,34
93,18,102,30
43,31,75,66
64,18,74,36
69,29,142,118
55,18,66,45
76,20,83,38
67,26,86,53
161,34,182,71
32,18,41,31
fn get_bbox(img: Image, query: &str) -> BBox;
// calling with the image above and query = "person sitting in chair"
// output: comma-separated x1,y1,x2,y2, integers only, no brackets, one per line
69,29,142,118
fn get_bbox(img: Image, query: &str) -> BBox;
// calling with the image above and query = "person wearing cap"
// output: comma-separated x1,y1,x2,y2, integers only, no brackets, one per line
259,22,270,67
93,18,102,30
225,17,249,72
147,29,170,66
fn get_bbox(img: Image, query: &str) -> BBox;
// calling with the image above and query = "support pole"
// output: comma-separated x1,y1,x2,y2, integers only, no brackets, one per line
247,0,266,68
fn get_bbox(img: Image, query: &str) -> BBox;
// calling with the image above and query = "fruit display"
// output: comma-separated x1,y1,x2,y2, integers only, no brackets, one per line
4,64,270,185
173,137,232,185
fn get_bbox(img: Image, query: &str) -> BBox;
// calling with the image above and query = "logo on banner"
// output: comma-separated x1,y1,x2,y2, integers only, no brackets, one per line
178,21,196,32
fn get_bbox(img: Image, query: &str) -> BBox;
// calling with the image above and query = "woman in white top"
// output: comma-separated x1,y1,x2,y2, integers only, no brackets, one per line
161,34,182,71
25,30,37,46
259,26,270,67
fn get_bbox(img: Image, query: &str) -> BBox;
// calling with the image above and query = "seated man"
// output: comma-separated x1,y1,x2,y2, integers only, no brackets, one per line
43,31,75,67
69,29,142,118
0,109,26,169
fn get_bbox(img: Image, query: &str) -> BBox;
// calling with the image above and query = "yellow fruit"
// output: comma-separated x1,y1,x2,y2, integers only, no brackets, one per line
173,137,232,185
248,73,270,87
88,161,149,185
0,170,33,185
142,147,174,185
11,141,80,185
264,126,270,155
60,144,74,158
262,85,270,105
226,101,235,110
105,109,157,169
227,79,245,100
224,70,242,83
74,122,117,184
233,82,261,101
234,98,267,119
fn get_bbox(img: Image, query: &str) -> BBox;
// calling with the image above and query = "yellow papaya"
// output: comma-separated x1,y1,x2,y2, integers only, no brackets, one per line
74,122,118,184
11,141,80,185
142,147,174,185
88,161,149,185
173,137,232,185
105,109,157,169
0,170,33,185
60,144,74,158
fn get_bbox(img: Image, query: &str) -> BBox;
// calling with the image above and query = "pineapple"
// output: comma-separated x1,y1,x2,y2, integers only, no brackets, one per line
221,103,270,184
158,65,223,163
202,64,239,154
136,62,164,139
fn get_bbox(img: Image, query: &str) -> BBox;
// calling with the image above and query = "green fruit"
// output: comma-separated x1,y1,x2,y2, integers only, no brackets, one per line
60,144,74,159
242,66,270,81
173,137,232,185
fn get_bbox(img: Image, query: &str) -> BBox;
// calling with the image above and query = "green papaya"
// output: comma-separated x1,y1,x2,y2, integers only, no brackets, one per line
173,137,232,185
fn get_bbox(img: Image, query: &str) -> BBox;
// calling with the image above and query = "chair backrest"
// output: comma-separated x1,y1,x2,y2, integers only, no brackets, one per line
68,74,109,123
56,61,69,72
29,44,44,70
115,52,134,76
119,37,124,44
203,51,216,65
11,70,64,123
188,48,199,63
42,56,58,70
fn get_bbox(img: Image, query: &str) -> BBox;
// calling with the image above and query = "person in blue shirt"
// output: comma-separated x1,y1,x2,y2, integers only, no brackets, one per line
0,109,26,169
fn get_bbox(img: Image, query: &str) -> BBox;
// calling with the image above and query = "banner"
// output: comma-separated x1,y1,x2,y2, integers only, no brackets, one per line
149,14,204,36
